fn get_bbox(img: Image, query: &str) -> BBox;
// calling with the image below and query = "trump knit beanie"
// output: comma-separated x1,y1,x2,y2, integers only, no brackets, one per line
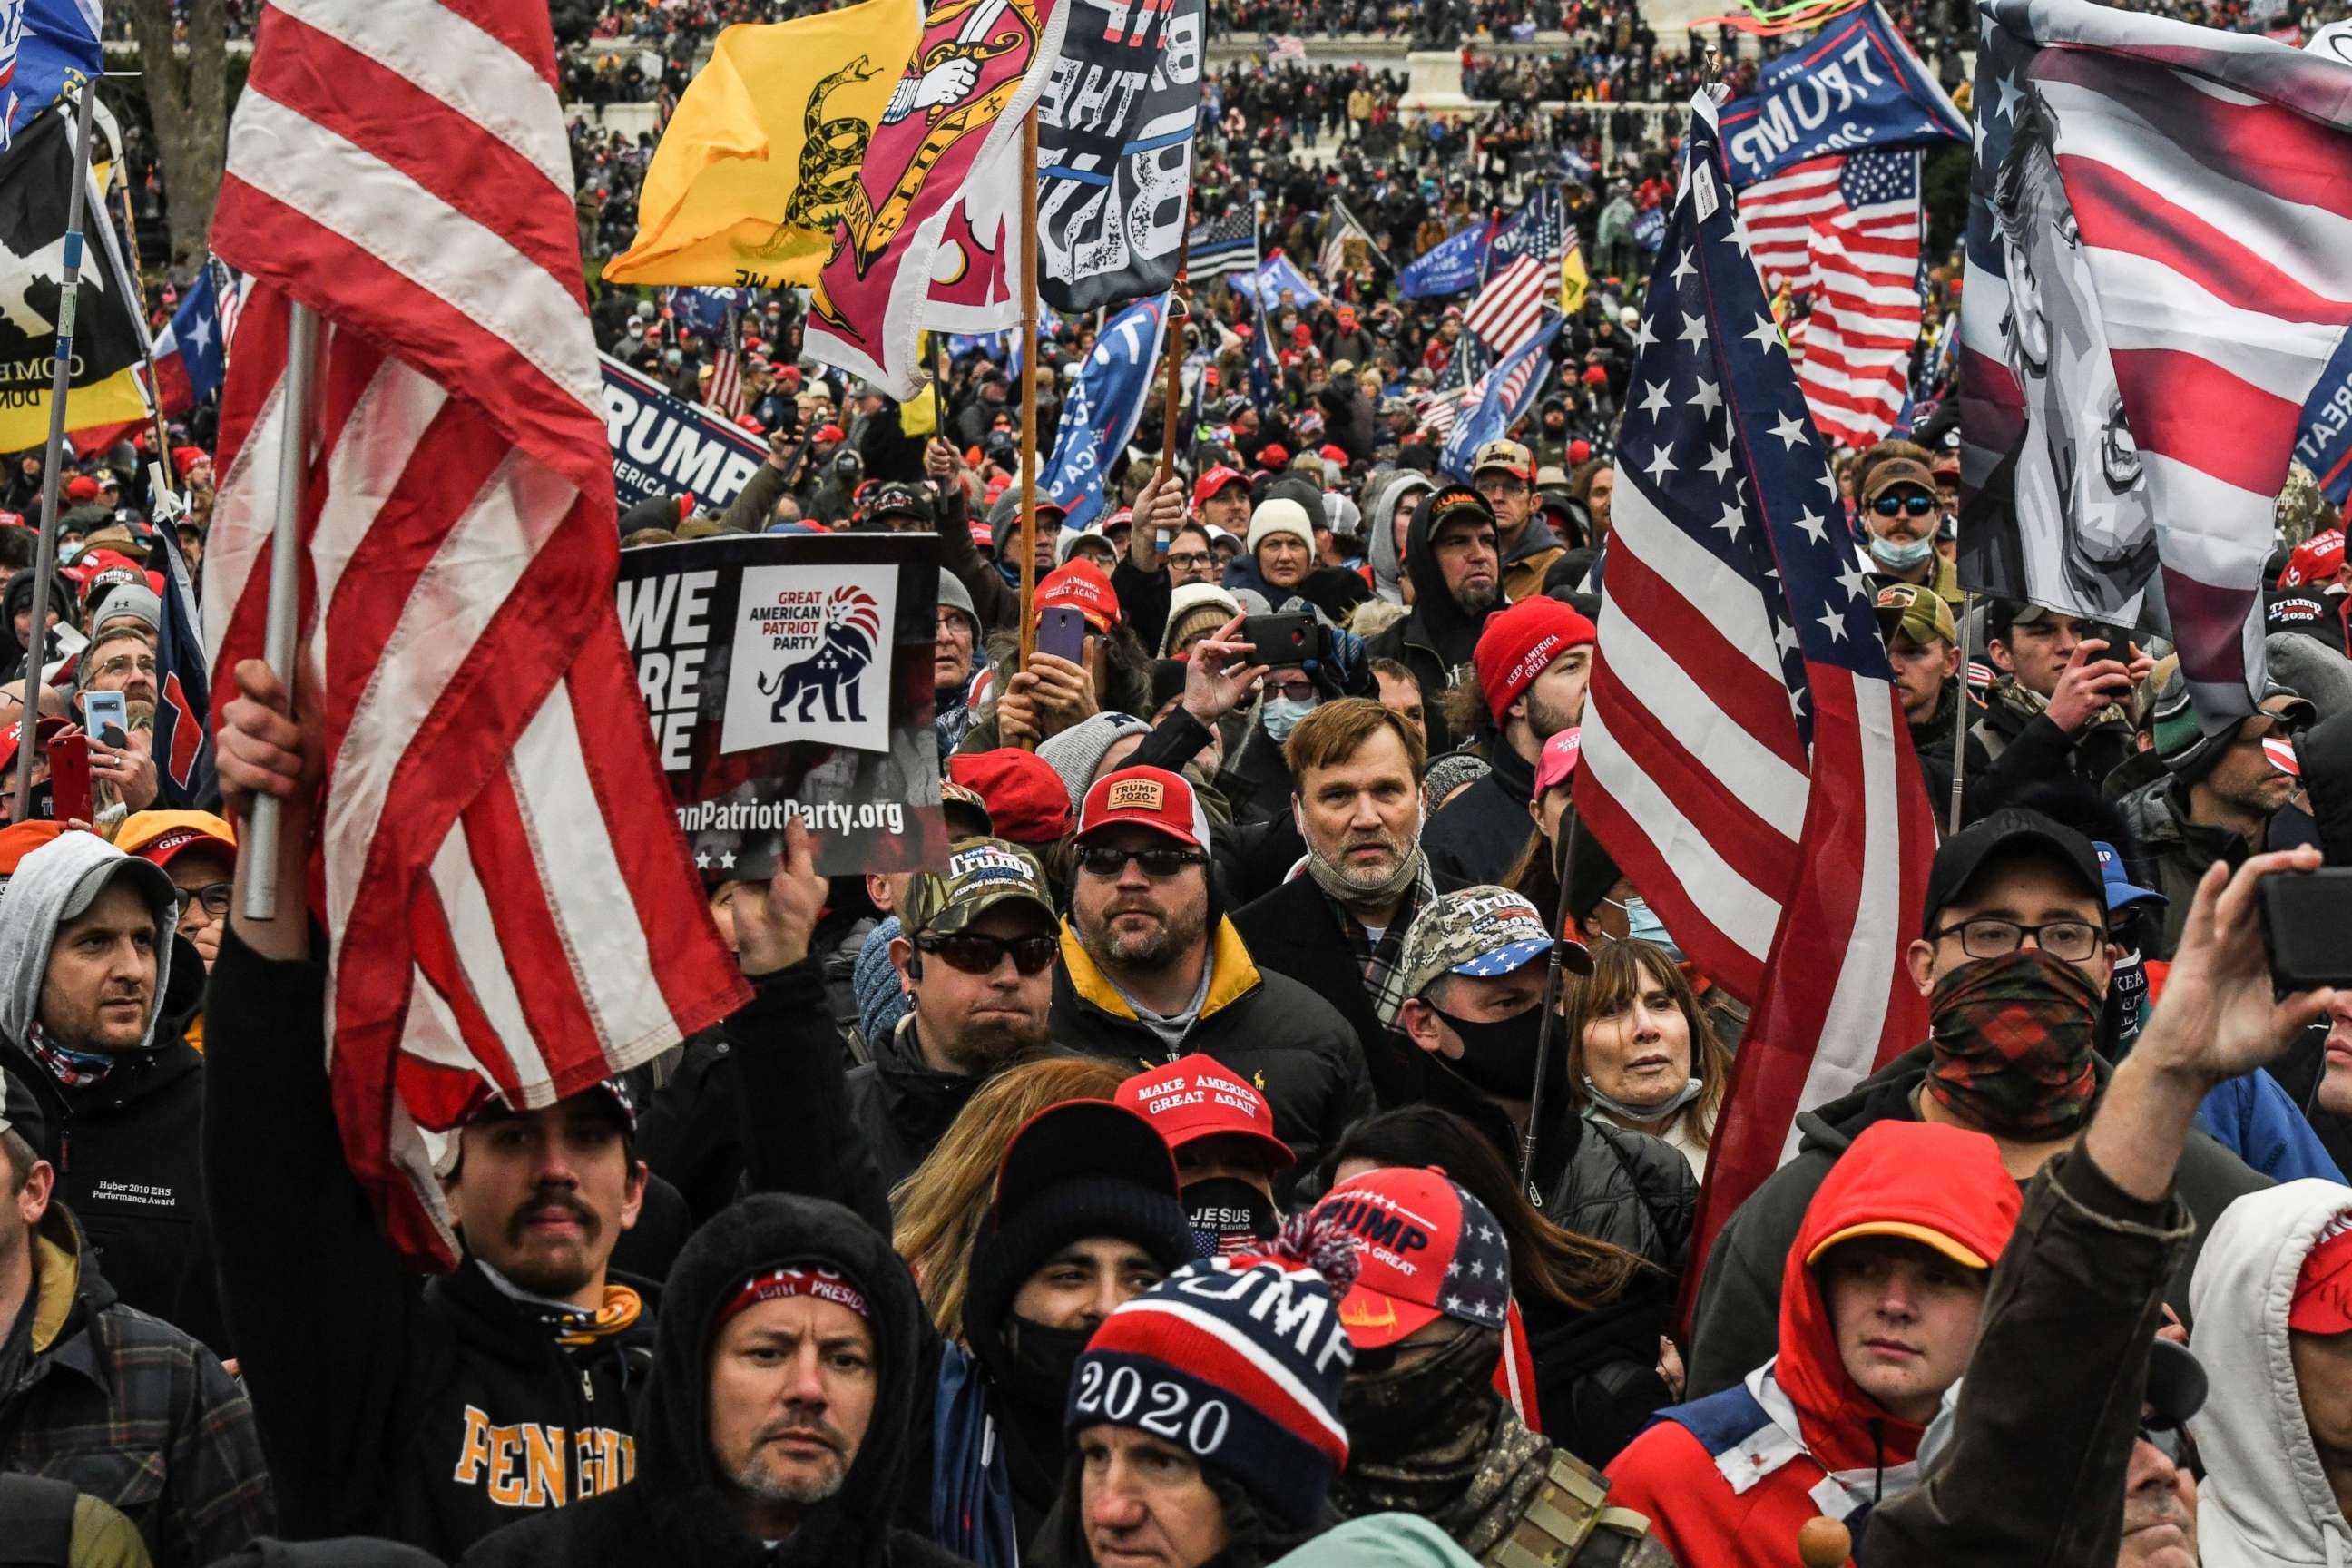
1066,1213,1360,1529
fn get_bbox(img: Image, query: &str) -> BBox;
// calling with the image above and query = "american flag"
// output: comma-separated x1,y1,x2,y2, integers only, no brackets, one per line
1443,318,1562,479
1740,148,1925,451
203,0,750,1268
705,304,746,420
1957,0,2338,720
1464,188,1563,359
1573,94,1935,1279
1188,205,1258,282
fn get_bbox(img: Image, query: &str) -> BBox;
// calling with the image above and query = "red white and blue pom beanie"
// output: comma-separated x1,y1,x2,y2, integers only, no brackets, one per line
1063,1212,1360,1528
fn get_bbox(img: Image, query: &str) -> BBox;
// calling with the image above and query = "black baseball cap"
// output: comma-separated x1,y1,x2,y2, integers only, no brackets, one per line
1919,808,2103,938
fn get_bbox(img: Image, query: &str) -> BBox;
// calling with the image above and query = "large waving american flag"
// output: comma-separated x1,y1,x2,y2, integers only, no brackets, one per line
1574,93,1935,1279
1957,0,2352,723
1740,147,1926,451
1464,188,1563,360
204,0,750,1269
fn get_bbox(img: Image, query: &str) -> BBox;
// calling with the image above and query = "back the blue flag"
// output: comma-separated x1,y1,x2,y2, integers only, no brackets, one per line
0,0,100,148
1716,0,1967,187
1397,221,1493,300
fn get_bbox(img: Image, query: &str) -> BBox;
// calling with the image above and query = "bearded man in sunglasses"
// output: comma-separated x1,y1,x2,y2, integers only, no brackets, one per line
1051,765,1372,1199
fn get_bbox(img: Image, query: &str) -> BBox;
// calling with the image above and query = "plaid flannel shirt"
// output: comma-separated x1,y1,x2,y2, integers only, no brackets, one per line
1328,858,1439,1031
3,1212,275,1565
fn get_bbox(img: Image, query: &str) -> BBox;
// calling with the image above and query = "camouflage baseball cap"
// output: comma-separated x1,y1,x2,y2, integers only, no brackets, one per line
1874,583,1957,650
900,836,1056,937
1399,886,1580,1000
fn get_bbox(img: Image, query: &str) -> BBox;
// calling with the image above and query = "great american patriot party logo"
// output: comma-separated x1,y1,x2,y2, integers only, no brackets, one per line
720,564,897,755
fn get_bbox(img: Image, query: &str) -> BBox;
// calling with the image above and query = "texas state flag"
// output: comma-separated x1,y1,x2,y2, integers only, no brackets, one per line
152,267,224,416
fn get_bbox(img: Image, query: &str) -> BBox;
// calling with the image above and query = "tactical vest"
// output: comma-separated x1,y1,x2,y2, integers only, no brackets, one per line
1485,1449,1674,1568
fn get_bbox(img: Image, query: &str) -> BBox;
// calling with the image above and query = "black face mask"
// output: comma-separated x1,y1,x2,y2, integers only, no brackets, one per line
1430,1003,1546,1100
1184,1177,1278,1259
1338,1321,1503,1459
1001,1315,1097,1413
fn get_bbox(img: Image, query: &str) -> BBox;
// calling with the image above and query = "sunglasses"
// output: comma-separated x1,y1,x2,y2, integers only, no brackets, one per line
1872,493,1938,518
2137,1419,2186,1465
915,931,1059,976
1075,845,1208,880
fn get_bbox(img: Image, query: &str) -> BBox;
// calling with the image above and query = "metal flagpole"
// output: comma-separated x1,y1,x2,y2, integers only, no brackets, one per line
111,162,176,483
1015,108,1042,705
1948,588,1974,838
11,83,102,823
240,300,317,921
1521,804,1583,1208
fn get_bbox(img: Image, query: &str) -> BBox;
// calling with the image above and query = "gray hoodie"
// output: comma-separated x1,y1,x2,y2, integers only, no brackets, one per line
1363,468,1433,606
0,831,178,1051
2191,1179,2352,1568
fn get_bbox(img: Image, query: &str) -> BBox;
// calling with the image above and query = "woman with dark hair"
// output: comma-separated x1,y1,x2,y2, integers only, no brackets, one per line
1322,1105,1681,1465
1562,939,1731,1179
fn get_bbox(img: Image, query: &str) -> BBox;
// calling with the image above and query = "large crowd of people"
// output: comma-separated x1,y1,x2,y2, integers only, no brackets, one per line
15,0,2352,1563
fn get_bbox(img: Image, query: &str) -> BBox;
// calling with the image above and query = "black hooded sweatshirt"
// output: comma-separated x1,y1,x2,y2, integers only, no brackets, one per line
456,1195,969,1568
1362,489,1500,756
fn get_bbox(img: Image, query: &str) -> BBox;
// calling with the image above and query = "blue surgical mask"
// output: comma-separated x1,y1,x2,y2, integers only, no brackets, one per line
1622,897,1683,962
1261,695,1317,742
1869,533,1936,570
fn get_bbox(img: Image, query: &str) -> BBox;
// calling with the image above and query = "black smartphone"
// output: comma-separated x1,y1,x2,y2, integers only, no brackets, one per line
1238,612,1317,666
2262,867,2352,990
1036,605,1090,665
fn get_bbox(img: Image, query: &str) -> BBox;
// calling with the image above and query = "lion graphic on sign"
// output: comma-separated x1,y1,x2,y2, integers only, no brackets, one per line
757,586,884,726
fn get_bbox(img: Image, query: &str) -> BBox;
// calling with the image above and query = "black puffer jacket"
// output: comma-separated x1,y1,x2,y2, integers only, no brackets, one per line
1422,735,1540,889
457,1195,971,1568
844,1011,988,1201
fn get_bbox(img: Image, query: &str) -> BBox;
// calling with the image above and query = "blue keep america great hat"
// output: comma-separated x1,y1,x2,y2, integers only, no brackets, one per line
2093,840,2167,912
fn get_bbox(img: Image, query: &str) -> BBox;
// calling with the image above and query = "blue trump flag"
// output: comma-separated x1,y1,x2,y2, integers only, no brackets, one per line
664,285,747,341
1442,318,1563,480
1396,220,1493,300
1,0,100,148
1716,0,1967,187
1232,250,1323,310
2295,336,2352,506
1042,293,1171,532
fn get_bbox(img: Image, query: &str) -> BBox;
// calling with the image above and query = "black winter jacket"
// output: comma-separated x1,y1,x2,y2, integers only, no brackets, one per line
204,928,660,1558
2,935,212,1344
1049,917,1374,1200
843,1014,987,1206
1229,873,1435,1109
457,1195,972,1568
1422,736,1539,889
1685,1042,2266,1397
1360,491,1502,758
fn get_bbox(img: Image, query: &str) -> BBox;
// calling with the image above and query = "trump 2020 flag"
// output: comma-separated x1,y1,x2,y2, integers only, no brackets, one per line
1956,0,2352,724
806,0,1069,398
0,0,100,148
1396,220,1492,300
1035,0,1206,312
1716,0,1967,187
1041,291,1170,530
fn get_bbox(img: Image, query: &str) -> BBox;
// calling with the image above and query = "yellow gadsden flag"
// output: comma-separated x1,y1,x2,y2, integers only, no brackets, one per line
603,0,920,289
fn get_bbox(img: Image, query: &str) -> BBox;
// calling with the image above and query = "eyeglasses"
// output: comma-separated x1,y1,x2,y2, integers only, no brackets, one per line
1166,551,1212,571
915,931,1059,975
1075,845,1208,880
1927,916,2106,963
1267,680,1318,702
172,882,232,919
93,653,158,681
1872,493,1939,518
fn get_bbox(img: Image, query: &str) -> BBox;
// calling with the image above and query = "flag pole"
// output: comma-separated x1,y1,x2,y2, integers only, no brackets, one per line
11,83,102,825
1521,803,1582,1207
1154,240,1191,491
1015,107,1041,707
109,166,178,490
240,299,317,922
1948,588,1973,838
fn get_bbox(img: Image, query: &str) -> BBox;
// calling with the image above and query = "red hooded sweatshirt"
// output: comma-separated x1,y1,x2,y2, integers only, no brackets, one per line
1603,1121,2022,1568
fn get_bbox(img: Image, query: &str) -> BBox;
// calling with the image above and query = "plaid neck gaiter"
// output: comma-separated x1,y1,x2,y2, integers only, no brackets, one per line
1926,949,2102,1140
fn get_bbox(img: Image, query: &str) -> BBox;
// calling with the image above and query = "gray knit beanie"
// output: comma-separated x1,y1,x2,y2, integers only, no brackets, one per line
1035,712,1152,810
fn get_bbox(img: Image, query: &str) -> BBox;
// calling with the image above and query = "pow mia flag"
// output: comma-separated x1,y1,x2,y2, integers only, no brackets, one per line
1035,0,1208,313
0,109,145,445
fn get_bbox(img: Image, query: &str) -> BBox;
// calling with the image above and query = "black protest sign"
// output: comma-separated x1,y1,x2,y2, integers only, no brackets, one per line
618,533,946,878
1034,0,1208,314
